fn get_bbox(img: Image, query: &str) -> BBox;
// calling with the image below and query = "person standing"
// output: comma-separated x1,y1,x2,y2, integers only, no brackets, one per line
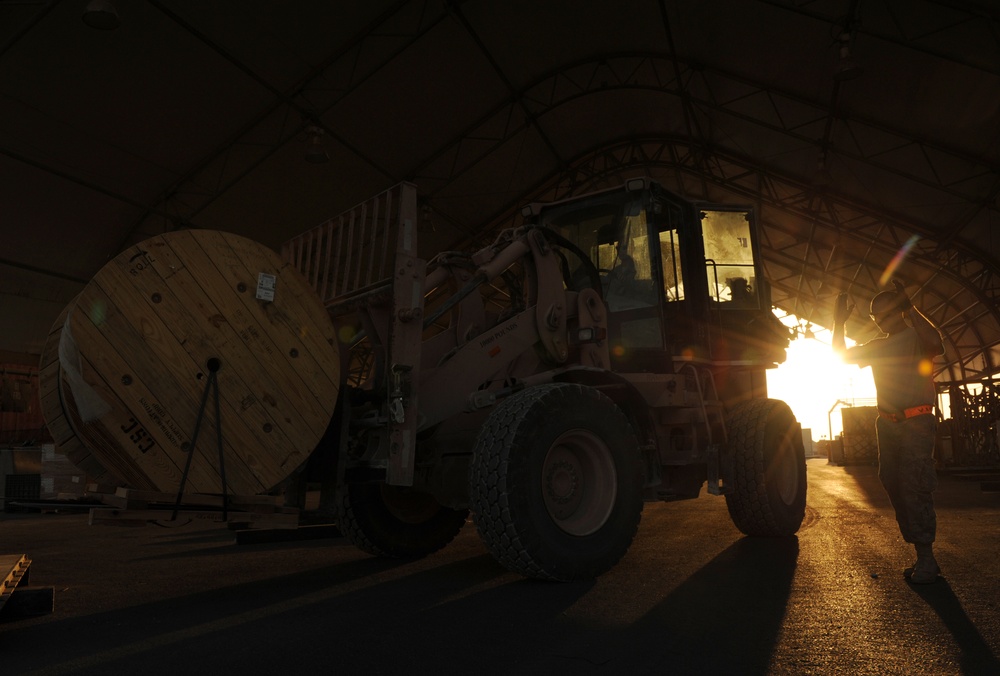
833,279,945,584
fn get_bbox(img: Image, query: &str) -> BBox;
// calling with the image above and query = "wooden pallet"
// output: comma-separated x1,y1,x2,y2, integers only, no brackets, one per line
0,554,52,619
86,486,299,529
0,554,31,614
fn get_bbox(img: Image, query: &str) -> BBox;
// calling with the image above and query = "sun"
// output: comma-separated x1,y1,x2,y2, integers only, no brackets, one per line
766,321,877,442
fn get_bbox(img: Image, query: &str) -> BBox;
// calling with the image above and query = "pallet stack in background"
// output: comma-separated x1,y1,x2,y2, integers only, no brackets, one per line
1,361,91,510
0,363,46,447
841,406,879,465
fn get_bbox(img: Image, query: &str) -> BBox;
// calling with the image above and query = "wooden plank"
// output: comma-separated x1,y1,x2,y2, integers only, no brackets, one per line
344,210,357,295
100,487,285,509
0,554,29,589
321,221,334,303
68,283,227,491
331,216,344,298
378,188,394,281
353,203,367,291
72,350,189,491
61,371,149,486
195,230,341,411
172,230,337,430
88,507,299,529
153,234,326,484
365,198,379,287
82,263,265,492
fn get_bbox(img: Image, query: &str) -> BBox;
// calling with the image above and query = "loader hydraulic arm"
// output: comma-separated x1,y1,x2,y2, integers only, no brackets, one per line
413,226,607,432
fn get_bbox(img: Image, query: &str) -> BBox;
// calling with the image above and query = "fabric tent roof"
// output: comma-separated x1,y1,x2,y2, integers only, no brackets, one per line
2,0,998,384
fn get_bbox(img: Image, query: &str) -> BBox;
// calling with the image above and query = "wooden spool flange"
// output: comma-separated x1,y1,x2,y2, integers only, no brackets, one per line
40,230,341,495
38,297,115,484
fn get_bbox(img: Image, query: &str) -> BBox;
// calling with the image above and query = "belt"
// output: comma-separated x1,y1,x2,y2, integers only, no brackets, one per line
878,405,934,423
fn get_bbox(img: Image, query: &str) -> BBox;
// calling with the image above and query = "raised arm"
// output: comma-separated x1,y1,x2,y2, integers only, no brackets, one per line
893,279,944,355
832,292,855,359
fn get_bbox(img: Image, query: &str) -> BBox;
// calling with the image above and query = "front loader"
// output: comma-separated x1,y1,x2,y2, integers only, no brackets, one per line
285,178,805,581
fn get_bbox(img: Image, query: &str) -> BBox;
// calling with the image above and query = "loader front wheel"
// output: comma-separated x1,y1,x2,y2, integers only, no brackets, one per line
470,383,644,581
337,481,468,558
725,398,806,536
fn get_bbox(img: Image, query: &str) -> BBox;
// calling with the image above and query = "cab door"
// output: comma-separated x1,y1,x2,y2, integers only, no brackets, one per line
699,206,762,312
698,204,789,380
599,192,667,371
647,189,706,364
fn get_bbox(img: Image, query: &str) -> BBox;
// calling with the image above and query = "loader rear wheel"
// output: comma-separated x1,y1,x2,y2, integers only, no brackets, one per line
470,383,644,581
336,481,468,558
725,398,806,536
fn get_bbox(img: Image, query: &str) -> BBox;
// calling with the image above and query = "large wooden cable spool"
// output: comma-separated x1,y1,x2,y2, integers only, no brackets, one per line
39,230,341,496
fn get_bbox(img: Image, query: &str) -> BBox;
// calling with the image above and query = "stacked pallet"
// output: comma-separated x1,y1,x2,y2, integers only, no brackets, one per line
841,406,879,465
0,364,46,445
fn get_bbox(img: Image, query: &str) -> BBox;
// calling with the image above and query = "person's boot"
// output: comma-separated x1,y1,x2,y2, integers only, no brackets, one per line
904,543,940,584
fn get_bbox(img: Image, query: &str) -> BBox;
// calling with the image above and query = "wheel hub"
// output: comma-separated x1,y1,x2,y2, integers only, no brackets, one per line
541,432,617,537
546,459,580,507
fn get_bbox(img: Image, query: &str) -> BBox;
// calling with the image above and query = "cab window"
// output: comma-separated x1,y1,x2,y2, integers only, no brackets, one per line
598,203,657,311
702,209,758,308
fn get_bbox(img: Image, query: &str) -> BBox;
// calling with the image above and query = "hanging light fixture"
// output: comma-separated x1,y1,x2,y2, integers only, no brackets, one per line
833,31,863,81
813,148,832,187
82,0,121,30
304,125,329,164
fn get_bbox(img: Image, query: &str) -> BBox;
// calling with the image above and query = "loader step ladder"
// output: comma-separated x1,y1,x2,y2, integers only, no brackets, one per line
676,361,730,495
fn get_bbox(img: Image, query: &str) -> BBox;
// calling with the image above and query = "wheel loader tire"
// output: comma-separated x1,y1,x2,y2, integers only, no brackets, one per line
336,481,468,558
470,383,644,581
724,398,806,536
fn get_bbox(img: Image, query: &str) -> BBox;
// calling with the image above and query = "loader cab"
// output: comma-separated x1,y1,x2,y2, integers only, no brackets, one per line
530,178,781,372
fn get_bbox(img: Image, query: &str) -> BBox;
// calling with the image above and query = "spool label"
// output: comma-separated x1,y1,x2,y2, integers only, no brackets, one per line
120,417,155,454
256,273,276,301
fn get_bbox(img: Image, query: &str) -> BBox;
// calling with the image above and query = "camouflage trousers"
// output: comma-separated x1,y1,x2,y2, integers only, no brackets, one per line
875,413,938,545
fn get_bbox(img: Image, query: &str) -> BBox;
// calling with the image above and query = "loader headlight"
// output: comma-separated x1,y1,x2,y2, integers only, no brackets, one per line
570,326,607,345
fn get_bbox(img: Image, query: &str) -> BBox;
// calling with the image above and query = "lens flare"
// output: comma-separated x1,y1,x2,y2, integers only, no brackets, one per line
338,325,362,344
88,299,106,326
919,358,934,377
879,234,920,287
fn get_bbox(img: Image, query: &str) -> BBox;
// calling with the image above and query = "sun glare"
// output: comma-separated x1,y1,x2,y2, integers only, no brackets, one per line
766,319,877,442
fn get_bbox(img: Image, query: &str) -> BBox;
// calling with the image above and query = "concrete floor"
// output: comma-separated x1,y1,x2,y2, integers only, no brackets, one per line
2,458,999,675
